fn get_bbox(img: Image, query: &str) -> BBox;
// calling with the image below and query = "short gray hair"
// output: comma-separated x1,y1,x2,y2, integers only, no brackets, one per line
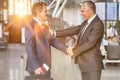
82,1,96,13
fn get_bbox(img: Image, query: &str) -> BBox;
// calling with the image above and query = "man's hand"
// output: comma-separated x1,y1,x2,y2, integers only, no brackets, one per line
72,55,78,64
34,67,47,75
49,29,56,36
67,47,74,56
71,53,79,64
34,67,42,75
67,47,78,64
34,63,49,75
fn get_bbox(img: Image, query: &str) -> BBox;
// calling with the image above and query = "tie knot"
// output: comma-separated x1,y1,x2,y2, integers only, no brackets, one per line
83,21,88,27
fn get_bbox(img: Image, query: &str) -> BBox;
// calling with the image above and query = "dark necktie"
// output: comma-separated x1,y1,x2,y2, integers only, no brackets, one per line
80,21,88,39
75,21,88,47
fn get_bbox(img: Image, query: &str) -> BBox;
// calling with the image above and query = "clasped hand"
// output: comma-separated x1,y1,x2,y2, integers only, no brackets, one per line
67,47,78,64
67,47,74,56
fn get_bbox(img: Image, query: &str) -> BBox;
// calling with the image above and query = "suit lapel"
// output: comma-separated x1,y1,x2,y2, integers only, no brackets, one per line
76,16,99,45
82,15,99,39
75,21,87,46
78,20,88,38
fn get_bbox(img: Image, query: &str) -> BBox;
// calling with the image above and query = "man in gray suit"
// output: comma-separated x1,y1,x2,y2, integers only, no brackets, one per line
25,2,72,78
56,1,104,80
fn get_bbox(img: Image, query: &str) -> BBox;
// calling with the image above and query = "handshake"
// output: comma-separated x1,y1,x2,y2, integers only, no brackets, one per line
66,47,78,64
66,47,74,56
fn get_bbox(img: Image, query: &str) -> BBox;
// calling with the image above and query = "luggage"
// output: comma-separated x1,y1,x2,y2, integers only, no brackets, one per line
24,75,53,80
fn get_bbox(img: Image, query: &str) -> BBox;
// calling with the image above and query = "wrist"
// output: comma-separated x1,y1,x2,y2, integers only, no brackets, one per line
40,63,49,74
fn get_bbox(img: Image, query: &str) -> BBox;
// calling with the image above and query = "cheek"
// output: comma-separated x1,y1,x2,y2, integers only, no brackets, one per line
43,12,48,16
81,13,85,17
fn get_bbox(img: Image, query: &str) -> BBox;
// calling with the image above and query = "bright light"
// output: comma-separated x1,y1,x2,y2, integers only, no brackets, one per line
9,0,36,16
15,1,25,17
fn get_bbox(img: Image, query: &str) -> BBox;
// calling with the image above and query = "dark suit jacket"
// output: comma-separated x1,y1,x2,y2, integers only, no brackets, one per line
56,15,104,72
25,18,67,73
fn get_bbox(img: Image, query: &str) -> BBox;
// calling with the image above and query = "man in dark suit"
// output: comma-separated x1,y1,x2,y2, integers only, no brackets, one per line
56,1,104,80
25,2,72,78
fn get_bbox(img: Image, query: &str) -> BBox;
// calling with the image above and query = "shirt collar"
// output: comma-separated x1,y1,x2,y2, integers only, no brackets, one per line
32,17,42,26
87,14,97,24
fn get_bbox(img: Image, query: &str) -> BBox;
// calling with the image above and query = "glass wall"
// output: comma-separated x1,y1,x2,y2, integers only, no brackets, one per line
95,2,119,38
8,0,41,16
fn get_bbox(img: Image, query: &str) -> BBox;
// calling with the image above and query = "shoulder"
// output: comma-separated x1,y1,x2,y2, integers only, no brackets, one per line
26,18,37,29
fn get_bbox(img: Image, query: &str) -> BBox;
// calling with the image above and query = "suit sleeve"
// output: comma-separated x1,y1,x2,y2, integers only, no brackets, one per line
46,29,68,54
74,22,104,56
56,25,81,37
25,25,40,70
50,37,68,53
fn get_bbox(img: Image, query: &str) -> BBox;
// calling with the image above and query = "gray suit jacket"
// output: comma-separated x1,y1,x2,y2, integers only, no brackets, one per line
56,15,104,72
25,18,67,73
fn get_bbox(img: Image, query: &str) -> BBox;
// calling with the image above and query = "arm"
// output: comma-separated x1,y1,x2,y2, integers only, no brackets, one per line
51,37,68,53
45,28,68,54
56,25,82,37
25,24,40,70
50,37,74,56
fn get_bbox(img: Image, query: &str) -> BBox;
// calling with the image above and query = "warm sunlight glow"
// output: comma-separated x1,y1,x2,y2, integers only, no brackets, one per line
9,0,40,16
9,0,32,16
15,1,25,17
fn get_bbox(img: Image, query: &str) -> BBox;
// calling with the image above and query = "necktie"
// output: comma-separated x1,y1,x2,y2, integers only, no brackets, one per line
80,21,88,39
74,21,88,47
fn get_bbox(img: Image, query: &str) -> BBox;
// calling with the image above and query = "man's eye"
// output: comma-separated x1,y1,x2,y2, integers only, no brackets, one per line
81,11,83,13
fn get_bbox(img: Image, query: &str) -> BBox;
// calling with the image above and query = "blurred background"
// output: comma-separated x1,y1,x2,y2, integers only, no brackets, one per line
0,0,120,80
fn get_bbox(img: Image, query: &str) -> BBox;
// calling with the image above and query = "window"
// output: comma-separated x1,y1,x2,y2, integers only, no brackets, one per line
8,0,40,16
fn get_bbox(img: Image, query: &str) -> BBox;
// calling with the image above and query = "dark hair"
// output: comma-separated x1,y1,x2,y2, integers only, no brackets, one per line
32,2,46,16
82,1,96,13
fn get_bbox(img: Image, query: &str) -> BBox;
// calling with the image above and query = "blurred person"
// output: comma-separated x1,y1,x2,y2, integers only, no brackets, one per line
25,2,72,78
107,23,118,37
55,1,104,80
109,35,119,45
107,36,112,45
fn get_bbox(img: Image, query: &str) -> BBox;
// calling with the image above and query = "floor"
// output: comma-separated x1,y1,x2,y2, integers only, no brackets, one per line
0,44,120,80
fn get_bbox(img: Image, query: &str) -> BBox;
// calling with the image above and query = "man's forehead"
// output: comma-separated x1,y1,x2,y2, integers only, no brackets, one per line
80,3,86,8
80,5,86,9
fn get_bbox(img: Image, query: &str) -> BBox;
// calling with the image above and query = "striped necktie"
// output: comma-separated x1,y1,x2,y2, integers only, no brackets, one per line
74,21,88,47
80,21,88,39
